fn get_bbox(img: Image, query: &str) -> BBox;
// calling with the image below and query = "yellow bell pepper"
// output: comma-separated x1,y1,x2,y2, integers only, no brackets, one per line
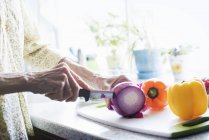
168,80,208,120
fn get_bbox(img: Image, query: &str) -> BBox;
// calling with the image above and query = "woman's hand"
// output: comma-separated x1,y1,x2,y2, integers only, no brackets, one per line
28,62,90,101
59,57,130,106
59,58,131,90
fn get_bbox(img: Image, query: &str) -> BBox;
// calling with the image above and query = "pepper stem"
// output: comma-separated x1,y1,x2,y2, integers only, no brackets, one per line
147,88,158,99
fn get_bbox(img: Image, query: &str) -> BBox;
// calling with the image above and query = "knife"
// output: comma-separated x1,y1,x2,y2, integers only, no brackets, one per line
78,89,114,102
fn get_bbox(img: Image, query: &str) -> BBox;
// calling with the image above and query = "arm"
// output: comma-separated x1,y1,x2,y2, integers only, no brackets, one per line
0,63,89,101
0,73,31,95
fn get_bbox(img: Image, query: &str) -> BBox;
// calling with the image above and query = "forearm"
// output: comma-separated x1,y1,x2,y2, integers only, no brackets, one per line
0,73,31,95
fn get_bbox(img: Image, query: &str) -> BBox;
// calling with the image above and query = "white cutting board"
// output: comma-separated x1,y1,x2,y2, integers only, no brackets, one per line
77,103,209,138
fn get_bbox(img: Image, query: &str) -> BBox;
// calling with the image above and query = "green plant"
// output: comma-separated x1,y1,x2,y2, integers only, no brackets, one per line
87,13,151,55
87,13,154,72
88,13,125,50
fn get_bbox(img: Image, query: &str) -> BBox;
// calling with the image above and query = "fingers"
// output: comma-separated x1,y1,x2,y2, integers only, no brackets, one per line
45,81,65,100
65,72,79,102
55,62,79,102
70,70,91,90
45,62,91,102
62,77,73,101
57,62,91,102
44,72,75,102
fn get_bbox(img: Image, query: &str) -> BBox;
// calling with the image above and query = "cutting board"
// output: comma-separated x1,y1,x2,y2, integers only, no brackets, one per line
77,103,209,138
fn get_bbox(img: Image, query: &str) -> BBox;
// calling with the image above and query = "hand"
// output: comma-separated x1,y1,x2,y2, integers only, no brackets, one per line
59,57,130,106
28,62,90,102
59,58,130,90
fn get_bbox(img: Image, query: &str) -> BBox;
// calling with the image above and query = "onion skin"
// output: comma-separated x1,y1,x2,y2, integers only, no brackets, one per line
110,82,146,118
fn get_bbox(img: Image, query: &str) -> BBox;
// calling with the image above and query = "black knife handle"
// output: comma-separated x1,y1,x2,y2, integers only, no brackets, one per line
79,89,90,102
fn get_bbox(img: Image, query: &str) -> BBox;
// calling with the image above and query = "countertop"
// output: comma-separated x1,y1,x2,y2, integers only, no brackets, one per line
29,100,209,140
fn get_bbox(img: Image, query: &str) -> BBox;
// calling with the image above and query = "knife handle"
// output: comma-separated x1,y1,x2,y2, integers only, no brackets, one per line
79,89,90,102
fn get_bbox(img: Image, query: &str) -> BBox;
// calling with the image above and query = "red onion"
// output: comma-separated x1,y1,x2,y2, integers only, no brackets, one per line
202,78,209,94
110,82,146,118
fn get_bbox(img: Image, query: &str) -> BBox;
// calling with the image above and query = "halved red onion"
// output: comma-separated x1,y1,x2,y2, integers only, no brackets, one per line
110,82,145,117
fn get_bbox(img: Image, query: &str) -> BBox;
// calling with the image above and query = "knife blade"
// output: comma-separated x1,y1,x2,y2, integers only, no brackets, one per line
79,89,114,102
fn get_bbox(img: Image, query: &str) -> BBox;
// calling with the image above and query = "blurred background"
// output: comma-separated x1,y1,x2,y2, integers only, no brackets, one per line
25,0,209,102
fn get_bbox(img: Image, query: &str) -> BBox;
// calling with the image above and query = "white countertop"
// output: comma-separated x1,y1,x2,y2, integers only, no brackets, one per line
29,100,209,140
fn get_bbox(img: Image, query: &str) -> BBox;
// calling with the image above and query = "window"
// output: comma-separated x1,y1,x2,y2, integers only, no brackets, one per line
26,0,209,78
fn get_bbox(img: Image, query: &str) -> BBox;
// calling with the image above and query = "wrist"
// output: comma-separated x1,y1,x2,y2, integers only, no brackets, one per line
25,72,35,92
0,73,31,94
